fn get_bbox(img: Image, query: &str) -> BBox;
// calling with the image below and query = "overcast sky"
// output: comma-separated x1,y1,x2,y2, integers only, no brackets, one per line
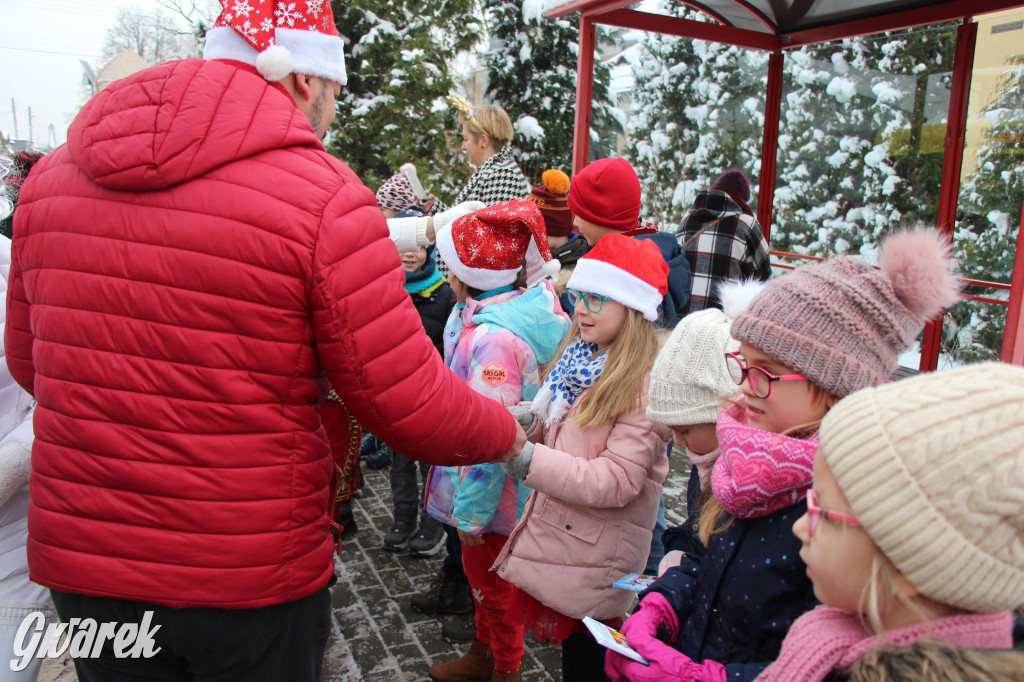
0,0,147,149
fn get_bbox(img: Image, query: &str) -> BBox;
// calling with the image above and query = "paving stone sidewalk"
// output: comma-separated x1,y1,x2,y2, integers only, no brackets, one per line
40,451,690,682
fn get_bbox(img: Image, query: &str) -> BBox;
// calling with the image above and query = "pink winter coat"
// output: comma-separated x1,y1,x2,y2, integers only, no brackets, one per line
493,377,671,620
5,58,516,610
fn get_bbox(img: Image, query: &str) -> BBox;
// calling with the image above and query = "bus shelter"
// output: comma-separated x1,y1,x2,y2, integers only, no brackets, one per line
548,0,1024,369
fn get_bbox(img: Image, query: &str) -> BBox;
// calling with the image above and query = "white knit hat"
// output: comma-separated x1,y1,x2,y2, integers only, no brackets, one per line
647,309,740,426
820,362,1024,613
203,1,346,85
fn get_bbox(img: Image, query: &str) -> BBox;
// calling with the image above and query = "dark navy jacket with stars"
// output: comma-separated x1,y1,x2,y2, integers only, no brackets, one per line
643,468,818,681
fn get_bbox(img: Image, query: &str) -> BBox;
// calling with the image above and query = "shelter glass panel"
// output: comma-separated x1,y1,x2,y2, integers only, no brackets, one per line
596,18,769,231
944,9,1024,365
770,23,956,370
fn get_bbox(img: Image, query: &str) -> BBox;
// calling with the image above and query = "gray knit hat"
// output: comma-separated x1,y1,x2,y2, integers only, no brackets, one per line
731,229,960,398
647,309,740,426
820,362,1024,613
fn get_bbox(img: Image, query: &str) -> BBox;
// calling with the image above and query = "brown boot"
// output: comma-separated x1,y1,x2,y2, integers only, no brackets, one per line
492,669,522,682
428,639,494,682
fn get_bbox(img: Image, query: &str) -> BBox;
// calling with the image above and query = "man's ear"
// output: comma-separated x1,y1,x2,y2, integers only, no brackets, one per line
289,72,314,103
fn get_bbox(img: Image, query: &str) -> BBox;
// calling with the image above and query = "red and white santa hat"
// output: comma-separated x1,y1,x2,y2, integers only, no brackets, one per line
436,199,561,291
203,0,346,85
566,234,669,321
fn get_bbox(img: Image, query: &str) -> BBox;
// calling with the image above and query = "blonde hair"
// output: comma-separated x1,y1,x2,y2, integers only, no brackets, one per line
695,387,838,545
544,309,658,429
460,104,514,150
849,640,1024,682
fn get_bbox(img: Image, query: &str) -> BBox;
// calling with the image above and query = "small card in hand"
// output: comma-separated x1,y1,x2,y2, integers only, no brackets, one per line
582,616,650,666
612,572,657,592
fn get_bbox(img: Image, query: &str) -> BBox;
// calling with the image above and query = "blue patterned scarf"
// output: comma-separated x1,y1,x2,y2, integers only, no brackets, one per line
531,337,607,425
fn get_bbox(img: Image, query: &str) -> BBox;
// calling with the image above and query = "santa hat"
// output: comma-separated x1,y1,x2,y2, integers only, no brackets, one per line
567,158,642,232
203,0,346,85
567,235,669,321
435,199,561,291
530,169,573,237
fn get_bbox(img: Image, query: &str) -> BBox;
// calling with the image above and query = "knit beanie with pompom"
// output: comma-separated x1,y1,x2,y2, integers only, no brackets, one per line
647,308,740,426
530,169,574,237
730,229,960,398
820,362,1024,613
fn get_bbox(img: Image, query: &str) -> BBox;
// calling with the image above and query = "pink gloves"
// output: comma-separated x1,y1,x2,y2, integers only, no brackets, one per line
605,592,726,682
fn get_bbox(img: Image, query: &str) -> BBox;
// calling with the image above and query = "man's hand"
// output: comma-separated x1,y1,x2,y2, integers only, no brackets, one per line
457,528,485,546
496,418,527,463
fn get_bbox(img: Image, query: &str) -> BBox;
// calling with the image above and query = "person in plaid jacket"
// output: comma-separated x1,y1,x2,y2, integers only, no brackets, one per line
675,170,771,315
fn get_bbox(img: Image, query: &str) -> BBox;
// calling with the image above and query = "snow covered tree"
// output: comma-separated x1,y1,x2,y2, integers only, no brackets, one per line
625,2,766,229
327,1,482,198
944,52,1024,363
481,0,621,186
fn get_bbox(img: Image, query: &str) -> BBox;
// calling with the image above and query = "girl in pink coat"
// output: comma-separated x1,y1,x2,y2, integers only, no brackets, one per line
495,235,673,681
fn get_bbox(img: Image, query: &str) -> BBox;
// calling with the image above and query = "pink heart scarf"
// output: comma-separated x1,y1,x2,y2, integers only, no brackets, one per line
710,400,818,519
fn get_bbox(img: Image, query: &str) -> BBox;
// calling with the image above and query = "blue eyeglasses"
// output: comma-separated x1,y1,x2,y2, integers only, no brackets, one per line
566,289,613,313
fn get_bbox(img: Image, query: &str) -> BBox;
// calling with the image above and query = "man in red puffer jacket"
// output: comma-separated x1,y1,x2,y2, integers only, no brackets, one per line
4,3,524,680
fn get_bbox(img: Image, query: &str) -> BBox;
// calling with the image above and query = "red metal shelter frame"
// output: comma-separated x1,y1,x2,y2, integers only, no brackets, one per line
549,0,1024,368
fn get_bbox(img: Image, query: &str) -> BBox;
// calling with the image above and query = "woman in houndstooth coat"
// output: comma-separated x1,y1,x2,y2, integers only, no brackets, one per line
432,103,531,220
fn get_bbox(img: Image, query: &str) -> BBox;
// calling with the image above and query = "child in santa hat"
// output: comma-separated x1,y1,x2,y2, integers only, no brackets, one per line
493,235,674,681
567,158,691,329
424,199,570,682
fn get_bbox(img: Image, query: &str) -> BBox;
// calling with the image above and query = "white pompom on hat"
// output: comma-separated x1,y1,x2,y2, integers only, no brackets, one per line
203,0,347,85
820,362,1024,613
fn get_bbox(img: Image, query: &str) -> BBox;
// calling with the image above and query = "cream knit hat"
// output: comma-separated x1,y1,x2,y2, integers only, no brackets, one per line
647,309,740,426
819,362,1024,613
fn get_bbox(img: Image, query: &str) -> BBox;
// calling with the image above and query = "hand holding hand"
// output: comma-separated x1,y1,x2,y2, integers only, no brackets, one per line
496,417,527,463
457,528,485,546
508,404,537,434
501,441,533,480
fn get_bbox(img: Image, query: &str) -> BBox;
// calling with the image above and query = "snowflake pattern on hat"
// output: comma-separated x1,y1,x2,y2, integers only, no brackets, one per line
217,0,338,49
530,338,607,425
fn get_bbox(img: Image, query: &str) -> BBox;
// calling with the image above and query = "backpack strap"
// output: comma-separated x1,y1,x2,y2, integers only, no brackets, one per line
680,212,740,250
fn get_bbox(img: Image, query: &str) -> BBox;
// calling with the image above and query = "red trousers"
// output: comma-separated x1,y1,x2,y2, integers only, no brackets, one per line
461,533,525,673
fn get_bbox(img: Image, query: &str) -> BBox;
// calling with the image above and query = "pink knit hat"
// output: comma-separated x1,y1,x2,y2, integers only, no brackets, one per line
730,229,960,398
376,173,417,212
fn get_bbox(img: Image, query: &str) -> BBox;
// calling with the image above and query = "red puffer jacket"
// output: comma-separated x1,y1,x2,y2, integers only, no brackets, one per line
5,59,515,609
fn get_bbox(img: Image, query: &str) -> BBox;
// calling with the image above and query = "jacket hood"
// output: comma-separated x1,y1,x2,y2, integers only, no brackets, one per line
468,282,569,365
690,188,751,220
67,59,322,191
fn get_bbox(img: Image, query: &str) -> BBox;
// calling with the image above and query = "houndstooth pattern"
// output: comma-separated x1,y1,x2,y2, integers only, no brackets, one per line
434,147,530,277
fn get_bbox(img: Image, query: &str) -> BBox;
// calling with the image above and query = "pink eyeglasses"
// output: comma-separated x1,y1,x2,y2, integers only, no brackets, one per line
806,489,860,537
724,351,808,399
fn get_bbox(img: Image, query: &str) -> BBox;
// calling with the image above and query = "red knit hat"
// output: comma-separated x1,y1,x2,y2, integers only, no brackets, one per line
530,169,573,237
203,0,346,84
568,158,642,232
435,199,561,291
566,234,669,321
